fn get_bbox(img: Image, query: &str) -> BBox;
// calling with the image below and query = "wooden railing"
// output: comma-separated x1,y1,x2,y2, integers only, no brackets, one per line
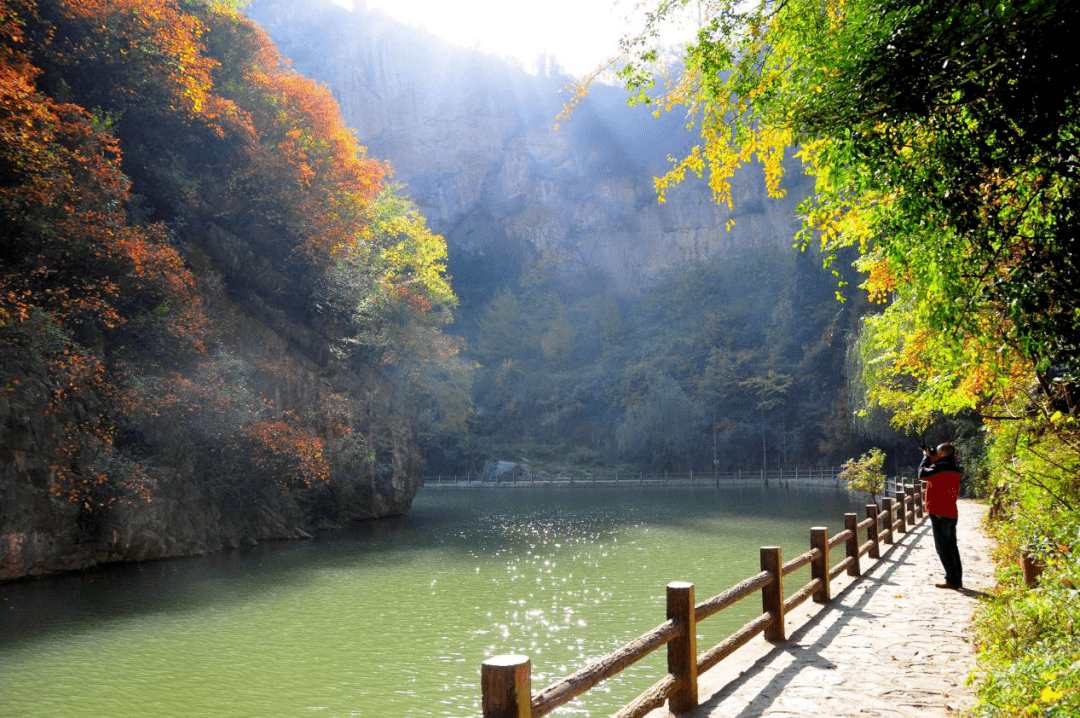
480,483,927,717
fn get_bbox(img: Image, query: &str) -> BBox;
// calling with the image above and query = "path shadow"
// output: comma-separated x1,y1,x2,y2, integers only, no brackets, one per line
957,585,991,599
689,519,966,718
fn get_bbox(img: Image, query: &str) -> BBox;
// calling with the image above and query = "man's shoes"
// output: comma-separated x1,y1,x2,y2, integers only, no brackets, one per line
935,582,962,590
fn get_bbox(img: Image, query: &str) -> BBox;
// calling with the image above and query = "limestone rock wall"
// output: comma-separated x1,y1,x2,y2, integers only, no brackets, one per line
0,167,422,585
248,0,814,294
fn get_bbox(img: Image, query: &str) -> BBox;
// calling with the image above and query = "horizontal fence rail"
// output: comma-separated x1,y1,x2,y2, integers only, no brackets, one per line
480,483,928,717
428,472,917,500
426,467,847,488
427,470,918,494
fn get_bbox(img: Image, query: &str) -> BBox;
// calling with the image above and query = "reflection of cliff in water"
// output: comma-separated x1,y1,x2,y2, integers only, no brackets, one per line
248,0,814,298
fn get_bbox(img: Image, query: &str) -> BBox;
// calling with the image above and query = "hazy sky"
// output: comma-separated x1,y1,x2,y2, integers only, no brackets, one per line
331,0,698,77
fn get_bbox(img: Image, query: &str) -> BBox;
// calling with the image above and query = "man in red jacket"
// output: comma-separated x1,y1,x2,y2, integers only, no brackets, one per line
919,443,963,589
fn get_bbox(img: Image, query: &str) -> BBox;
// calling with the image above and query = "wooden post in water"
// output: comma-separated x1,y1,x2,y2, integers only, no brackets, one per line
811,527,831,603
844,513,861,577
760,546,785,641
666,582,698,711
867,504,881,559
895,491,907,534
482,655,532,718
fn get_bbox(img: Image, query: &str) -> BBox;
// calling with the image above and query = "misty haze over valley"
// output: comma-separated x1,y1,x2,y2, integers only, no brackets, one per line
4,3,1074,713
249,0,882,478
0,0,905,579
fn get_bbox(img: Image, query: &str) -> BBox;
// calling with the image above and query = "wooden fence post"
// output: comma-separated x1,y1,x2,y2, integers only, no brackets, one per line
905,483,920,519
811,527,831,603
867,504,881,559
760,546,785,641
666,582,698,711
482,655,532,718
881,498,895,545
844,513,861,577
914,481,924,517
895,491,907,534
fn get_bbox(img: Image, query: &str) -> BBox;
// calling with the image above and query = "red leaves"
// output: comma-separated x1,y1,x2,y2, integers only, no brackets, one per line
1,0,207,344
240,414,330,489
1,0,450,511
0,94,201,341
1,0,209,509
52,0,220,123
237,64,386,264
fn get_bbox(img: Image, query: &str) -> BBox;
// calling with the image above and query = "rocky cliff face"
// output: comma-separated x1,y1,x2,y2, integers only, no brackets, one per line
248,0,814,295
0,25,424,580
1,203,422,580
0,0,818,581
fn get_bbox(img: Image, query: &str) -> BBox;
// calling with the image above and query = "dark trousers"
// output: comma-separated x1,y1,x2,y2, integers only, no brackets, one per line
930,514,963,586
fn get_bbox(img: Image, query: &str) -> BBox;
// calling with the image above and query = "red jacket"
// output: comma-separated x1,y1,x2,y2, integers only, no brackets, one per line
918,454,961,518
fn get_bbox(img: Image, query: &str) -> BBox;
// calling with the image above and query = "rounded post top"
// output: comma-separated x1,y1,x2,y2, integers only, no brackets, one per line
483,654,530,668
667,581,694,589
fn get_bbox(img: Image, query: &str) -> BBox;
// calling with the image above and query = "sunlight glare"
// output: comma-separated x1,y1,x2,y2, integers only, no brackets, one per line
331,0,629,76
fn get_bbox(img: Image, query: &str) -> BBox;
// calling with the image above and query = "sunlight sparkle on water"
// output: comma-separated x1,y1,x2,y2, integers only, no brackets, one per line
0,487,867,718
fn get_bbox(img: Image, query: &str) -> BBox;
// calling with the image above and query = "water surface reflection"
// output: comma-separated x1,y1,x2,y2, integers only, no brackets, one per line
0,485,865,717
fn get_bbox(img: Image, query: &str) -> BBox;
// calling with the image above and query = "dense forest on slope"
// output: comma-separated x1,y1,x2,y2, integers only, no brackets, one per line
248,0,894,478
458,243,866,474
0,0,462,578
614,0,1080,713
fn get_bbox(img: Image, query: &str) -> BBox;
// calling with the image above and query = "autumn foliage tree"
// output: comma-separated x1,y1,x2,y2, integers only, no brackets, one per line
1,0,207,508
1,0,459,524
613,1,1080,711
615,0,1079,427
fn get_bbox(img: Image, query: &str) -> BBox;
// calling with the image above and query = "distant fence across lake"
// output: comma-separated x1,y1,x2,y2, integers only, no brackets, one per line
424,469,913,494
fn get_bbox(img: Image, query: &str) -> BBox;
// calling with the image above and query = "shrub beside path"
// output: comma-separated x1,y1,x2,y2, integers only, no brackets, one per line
646,498,994,718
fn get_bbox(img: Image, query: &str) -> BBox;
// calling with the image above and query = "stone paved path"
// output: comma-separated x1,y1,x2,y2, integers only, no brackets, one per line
645,499,995,718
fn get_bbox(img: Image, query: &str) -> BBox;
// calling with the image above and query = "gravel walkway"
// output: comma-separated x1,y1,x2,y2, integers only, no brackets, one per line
646,499,995,718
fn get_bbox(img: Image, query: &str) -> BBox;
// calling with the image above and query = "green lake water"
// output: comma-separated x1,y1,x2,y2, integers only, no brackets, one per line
0,485,868,717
